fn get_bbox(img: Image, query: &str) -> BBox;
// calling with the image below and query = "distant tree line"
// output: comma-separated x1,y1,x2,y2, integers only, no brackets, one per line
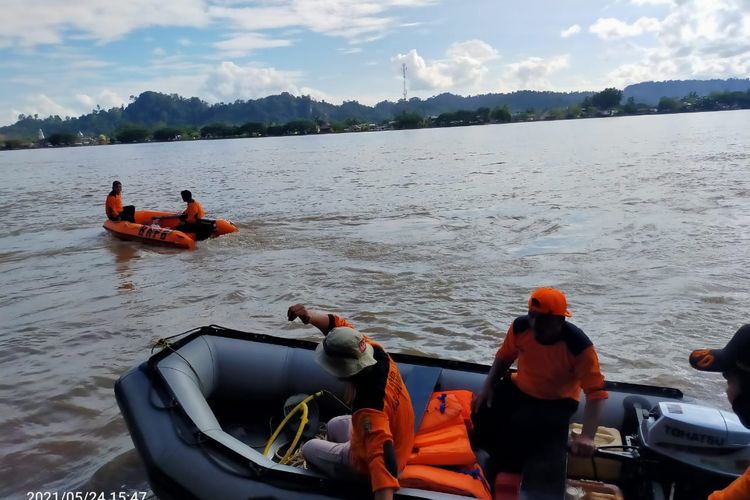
362,87,750,131
111,119,344,144
0,89,592,142
655,90,750,112
2,85,749,150
623,78,750,106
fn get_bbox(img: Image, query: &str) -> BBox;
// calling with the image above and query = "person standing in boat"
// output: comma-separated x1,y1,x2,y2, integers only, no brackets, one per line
173,190,205,234
471,287,608,471
105,180,135,222
287,304,414,500
690,325,750,499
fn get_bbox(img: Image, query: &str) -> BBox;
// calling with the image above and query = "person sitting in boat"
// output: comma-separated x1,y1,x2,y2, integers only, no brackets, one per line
173,190,205,234
105,180,135,222
690,325,750,499
287,304,414,500
471,287,608,472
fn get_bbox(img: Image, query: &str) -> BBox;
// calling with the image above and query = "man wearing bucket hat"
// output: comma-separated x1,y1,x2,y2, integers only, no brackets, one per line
690,325,750,499
288,304,414,500
471,287,609,471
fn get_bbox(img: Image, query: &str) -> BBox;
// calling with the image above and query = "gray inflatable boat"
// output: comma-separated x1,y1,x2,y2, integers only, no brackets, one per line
115,325,749,499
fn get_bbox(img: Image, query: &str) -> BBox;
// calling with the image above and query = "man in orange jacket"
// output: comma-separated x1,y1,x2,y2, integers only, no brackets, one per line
173,190,205,233
105,180,135,222
288,304,414,500
690,325,750,499
471,288,608,472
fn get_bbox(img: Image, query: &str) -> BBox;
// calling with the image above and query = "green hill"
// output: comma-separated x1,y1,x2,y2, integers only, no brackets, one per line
0,90,592,141
623,78,750,106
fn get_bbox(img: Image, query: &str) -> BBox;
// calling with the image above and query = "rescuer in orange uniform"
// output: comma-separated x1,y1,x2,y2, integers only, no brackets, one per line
471,288,609,471
690,325,750,499
173,190,205,234
105,180,135,222
288,304,414,500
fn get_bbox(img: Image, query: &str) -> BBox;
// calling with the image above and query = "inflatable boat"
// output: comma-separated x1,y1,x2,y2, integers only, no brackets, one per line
115,326,750,499
102,210,238,249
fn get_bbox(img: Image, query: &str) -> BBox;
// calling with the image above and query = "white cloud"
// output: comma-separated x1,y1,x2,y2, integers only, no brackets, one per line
391,39,499,91
0,0,438,48
68,59,114,70
629,0,674,5
0,0,211,47
178,38,192,47
606,0,750,86
393,49,452,88
75,90,126,111
11,94,78,120
213,33,292,57
209,0,436,42
560,24,581,38
127,72,211,101
299,86,332,102
589,17,661,39
501,55,571,91
202,61,307,102
153,47,166,56
339,47,363,55
1,56,334,125
75,94,96,108
445,39,499,63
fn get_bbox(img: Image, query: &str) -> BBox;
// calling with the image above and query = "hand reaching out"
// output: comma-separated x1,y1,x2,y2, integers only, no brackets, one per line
287,303,311,324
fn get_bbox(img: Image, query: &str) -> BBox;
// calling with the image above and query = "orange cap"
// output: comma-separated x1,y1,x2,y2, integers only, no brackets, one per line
528,287,572,317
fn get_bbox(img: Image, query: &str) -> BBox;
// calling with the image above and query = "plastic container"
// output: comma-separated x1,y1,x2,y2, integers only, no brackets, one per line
494,472,521,500
567,423,623,481
566,479,624,500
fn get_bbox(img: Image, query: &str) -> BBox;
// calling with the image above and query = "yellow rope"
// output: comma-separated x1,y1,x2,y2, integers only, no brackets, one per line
263,391,323,464
276,423,329,469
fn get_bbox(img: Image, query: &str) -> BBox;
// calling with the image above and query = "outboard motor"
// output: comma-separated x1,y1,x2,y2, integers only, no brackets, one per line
639,402,750,479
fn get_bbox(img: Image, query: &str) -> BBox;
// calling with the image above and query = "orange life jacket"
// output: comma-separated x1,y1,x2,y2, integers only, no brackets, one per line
417,390,474,434
410,421,476,466
418,392,464,433
106,192,122,219
400,463,492,500
408,390,476,467
184,199,204,222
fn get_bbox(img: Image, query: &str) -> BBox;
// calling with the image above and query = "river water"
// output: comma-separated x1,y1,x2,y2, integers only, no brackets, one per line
1,110,749,497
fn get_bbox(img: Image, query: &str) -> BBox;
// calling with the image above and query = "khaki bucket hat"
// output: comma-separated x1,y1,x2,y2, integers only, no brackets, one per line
314,327,377,378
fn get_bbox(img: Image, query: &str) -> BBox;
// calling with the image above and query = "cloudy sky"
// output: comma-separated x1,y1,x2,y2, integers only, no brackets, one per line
1,0,749,125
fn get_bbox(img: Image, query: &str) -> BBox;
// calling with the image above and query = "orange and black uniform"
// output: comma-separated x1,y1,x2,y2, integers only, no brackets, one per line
183,199,204,223
472,316,608,471
105,192,122,220
326,314,415,493
495,316,608,402
174,199,207,236
105,191,134,222
710,468,750,499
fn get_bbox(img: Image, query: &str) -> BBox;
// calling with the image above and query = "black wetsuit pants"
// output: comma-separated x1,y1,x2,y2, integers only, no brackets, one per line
108,205,135,223
174,220,215,241
470,377,578,473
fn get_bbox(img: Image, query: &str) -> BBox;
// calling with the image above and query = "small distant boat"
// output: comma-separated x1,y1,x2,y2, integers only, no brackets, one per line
103,210,238,249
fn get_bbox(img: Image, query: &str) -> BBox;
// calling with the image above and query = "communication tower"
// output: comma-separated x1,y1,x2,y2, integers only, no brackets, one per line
402,63,408,102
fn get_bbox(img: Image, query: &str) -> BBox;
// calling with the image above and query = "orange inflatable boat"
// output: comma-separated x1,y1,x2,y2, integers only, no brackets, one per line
103,210,238,249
